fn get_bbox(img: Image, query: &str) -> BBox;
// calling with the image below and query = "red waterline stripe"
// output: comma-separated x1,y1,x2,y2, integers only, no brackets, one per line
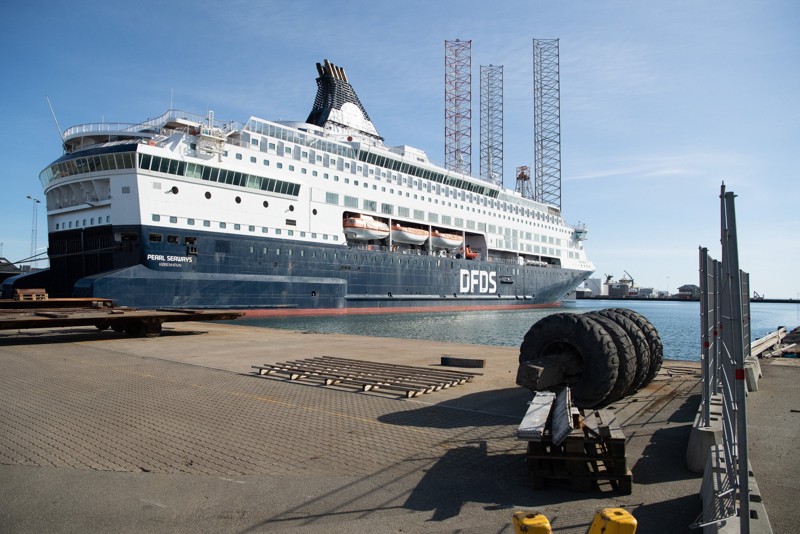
240,302,561,318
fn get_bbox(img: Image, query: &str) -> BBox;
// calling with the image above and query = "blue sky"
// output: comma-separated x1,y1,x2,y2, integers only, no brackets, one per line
1,1,798,298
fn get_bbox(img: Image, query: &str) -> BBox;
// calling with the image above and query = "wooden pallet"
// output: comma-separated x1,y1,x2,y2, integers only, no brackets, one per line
521,402,632,494
14,289,48,301
252,356,477,398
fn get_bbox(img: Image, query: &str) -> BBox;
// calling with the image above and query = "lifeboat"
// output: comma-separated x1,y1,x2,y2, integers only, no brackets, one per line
343,215,390,241
390,223,429,245
429,229,463,249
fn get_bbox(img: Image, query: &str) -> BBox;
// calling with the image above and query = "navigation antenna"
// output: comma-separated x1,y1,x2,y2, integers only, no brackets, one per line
480,64,503,187
532,38,562,210
45,95,65,144
445,39,472,175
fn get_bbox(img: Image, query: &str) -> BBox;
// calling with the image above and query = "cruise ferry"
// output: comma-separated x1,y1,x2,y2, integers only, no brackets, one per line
9,59,594,313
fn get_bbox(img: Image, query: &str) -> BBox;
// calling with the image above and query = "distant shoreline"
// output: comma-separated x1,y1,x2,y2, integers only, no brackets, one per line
576,295,798,305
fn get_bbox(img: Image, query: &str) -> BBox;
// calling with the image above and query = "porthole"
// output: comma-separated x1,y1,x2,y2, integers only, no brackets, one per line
205,191,211,199
263,200,269,208
171,186,179,194
288,205,294,212
312,209,317,215
235,196,241,204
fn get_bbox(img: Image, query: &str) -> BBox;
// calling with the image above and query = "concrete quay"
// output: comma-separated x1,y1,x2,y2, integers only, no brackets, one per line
0,322,797,533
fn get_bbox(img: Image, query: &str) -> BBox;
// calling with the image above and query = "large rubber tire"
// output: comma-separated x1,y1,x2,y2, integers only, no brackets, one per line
519,313,619,408
595,309,651,394
584,311,637,404
611,308,663,386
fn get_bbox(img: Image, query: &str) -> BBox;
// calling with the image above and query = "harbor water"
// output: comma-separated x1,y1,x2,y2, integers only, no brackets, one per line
235,300,800,362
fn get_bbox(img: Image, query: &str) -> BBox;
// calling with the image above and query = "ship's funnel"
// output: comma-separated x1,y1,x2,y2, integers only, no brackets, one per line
306,59,383,142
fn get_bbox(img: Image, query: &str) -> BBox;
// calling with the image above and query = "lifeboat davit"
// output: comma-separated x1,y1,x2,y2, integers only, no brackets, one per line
343,215,390,241
390,223,429,245
430,229,463,249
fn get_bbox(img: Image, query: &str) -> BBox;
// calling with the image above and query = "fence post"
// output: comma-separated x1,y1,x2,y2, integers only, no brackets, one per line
721,189,750,533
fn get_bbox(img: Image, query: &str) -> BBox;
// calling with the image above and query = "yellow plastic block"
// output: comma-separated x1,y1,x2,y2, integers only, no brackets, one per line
588,507,637,534
512,510,552,533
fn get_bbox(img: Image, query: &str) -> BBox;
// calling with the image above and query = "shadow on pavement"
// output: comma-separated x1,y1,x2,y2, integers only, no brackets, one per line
0,327,207,346
403,440,603,523
378,387,531,428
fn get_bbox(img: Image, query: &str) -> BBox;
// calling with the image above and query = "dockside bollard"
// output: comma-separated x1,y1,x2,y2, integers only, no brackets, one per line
512,510,552,533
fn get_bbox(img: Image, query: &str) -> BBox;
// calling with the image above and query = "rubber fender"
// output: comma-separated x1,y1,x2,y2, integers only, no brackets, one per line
587,507,637,534
519,313,619,408
512,510,552,533
584,311,637,404
610,308,663,385
594,309,651,394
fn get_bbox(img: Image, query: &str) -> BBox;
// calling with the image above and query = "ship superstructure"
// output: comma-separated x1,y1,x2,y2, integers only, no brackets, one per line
9,59,594,311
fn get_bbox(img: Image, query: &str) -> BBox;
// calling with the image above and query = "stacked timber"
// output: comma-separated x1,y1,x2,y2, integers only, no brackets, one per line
517,387,632,494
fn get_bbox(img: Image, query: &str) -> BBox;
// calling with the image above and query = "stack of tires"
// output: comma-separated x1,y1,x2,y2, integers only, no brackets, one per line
517,308,663,408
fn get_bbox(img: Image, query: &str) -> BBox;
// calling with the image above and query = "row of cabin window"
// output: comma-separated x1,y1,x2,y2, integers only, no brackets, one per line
138,153,300,197
149,215,338,242
231,143,563,235
55,215,111,230
41,151,135,184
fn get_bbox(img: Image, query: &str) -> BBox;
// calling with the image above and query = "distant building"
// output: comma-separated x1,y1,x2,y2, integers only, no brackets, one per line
585,278,607,296
608,283,631,298
676,284,700,300
637,287,655,298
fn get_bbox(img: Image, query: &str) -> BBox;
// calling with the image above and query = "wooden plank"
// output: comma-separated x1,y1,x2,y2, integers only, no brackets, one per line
440,356,486,368
34,312,70,319
283,359,441,391
251,363,427,397
319,356,478,381
252,357,475,398
551,387,574,446
315,356,474,383
293,358,451,386
517,392,555,441
305,358,459,387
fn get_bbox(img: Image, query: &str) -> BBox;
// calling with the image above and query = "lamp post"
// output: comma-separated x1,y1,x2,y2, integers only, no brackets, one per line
26,195,41,268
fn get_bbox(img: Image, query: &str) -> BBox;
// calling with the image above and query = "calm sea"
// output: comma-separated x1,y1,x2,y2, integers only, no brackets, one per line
234,300,800,362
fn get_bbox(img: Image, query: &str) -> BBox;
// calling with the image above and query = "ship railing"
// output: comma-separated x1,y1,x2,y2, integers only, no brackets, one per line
63,122,139,138
62,109,242,140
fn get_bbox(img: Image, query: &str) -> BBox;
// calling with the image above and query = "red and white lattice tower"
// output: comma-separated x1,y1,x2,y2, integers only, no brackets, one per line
480,64,503,186
444,39,472,175
533,38,561,209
